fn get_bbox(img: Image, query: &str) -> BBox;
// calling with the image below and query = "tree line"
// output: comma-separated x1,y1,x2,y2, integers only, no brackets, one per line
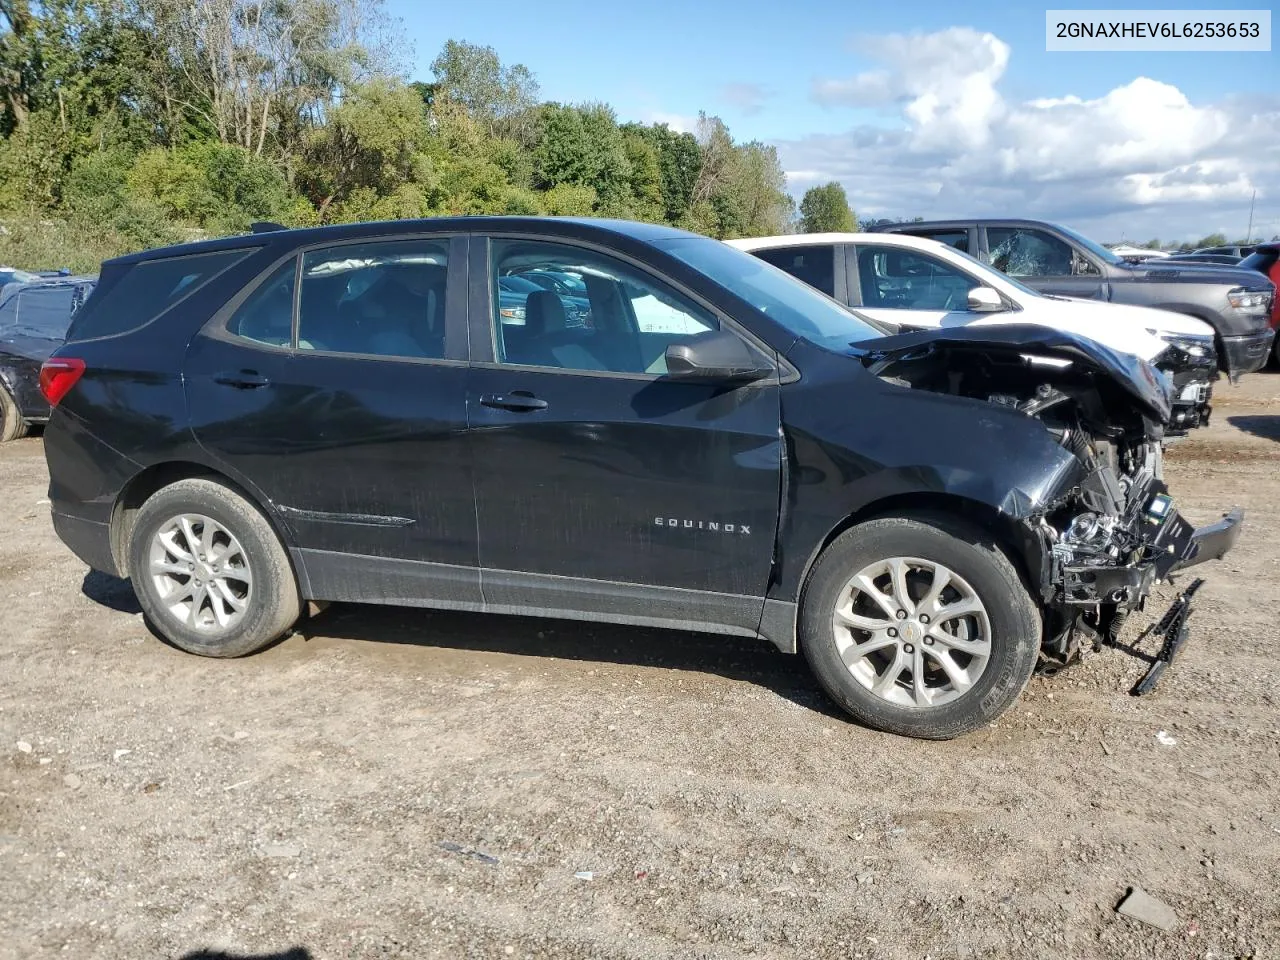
0,0,814,265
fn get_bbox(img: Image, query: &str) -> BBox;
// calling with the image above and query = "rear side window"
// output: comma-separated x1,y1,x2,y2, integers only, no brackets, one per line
297,239,450,359
67,249,251,342
227,260,297,347
752,245,836,297
917,229,969,253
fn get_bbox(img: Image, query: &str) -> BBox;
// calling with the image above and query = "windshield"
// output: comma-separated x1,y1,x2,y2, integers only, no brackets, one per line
1053,223,1124,266
656,237,884,347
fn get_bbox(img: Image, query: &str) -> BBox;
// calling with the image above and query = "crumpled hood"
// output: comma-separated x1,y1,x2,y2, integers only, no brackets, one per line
850,323,1173,423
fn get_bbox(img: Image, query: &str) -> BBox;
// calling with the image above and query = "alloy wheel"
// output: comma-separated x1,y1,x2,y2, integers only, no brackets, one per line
148,513,253,632
831,556,992,708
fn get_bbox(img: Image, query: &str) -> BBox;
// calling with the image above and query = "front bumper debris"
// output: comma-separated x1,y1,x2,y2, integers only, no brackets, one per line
1131,578,1205,696
1177,507,1245,568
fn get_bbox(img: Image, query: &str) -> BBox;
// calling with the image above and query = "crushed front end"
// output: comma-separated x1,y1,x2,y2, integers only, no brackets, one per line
855,325,1244,690
1155,335,1218,436
1031,425,1242,677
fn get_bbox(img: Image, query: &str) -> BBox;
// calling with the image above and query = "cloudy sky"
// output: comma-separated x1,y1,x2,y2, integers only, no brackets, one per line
388,0,1279,242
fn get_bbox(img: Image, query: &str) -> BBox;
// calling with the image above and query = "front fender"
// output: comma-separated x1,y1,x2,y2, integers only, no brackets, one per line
773,360,1087,600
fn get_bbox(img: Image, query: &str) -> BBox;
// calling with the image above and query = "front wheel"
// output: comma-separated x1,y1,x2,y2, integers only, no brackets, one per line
128,478,301,658
799,515,1041,739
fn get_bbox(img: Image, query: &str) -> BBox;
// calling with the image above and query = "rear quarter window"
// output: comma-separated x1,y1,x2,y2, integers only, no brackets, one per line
67,249,253,342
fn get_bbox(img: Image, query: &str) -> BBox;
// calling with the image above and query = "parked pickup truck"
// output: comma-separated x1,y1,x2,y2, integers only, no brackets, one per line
871,219,1276,379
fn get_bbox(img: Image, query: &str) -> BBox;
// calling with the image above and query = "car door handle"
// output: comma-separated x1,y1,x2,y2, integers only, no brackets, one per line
479,393,548,413
213,370,270,389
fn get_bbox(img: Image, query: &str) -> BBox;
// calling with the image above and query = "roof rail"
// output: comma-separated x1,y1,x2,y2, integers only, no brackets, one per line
250,221,287,234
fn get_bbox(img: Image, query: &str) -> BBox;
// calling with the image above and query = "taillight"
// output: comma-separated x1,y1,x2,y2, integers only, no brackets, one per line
39,358,86,406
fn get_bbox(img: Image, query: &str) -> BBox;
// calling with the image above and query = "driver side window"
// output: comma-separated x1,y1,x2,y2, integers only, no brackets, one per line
987,227,1097,278
855,245,975,310
491,239,717,375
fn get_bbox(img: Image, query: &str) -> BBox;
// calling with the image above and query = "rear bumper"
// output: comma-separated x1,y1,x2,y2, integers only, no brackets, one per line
1221,330,1275,379
51,509,119,577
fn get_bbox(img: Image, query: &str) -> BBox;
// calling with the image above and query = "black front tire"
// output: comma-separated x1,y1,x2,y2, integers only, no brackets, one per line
128,478,301,658
799,514,1041,739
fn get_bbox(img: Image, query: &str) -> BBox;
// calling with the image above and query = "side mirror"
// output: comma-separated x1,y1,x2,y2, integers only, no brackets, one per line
665,330,773,383
966,286,1006,313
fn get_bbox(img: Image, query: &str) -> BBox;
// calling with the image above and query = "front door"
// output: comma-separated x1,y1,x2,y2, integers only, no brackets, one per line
466,235,782,632
185,236,478,592
851,243,980,331
984,225,1108,299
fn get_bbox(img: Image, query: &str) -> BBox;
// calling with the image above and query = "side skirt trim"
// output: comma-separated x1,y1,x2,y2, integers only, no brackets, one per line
295,548,789,647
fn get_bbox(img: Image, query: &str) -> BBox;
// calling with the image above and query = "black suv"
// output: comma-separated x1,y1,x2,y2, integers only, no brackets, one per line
872,219,1276,379
41,218,1241,739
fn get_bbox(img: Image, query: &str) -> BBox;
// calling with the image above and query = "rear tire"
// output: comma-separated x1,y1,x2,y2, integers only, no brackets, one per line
799,514,1041,739
0,386,28,442
128,478,300,657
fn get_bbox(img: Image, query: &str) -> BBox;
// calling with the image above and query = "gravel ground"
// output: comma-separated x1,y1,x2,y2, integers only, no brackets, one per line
3,373,1279,960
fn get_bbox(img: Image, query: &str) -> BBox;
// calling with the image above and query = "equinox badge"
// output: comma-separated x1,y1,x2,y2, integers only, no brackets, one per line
655,517,751,535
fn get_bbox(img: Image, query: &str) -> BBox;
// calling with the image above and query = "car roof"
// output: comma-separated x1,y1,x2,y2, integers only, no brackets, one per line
105,217,706,266
871,219,1072,232
727,232,948,252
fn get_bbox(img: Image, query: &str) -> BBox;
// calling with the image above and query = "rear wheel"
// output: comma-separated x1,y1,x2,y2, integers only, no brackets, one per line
800,515,1041,739
0,385,28,442
128,478,300,657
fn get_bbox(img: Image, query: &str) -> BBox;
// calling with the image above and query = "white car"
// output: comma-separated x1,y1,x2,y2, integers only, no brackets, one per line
728,232,1218,432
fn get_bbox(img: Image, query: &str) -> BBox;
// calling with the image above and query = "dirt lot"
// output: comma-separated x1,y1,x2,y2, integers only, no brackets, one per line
3,374,1279,960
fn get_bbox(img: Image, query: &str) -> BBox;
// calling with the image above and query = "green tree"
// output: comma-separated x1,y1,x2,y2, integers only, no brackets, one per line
723,141,790,237
127,141,292,232
430,39,539,142
620,127,662,222
799,182,855,233
298,78,426,221
533,102,631,214
623,122,701,225
1195,232,1228,249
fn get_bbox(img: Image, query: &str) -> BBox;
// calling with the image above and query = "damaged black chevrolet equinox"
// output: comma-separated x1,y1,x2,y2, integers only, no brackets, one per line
42,218,1244,739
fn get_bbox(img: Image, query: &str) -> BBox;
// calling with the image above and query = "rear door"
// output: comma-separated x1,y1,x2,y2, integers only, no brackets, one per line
185,235,479,591
750,244,845,304
465,233,782,630
983,225,1108,299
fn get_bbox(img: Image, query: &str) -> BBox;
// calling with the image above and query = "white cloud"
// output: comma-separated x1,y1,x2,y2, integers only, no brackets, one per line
721,82,770,115
641,110,698,134
786,28,1279,241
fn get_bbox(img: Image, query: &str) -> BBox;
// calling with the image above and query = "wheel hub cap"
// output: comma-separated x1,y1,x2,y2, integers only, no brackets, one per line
148,513,253,633
831,556,992,709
